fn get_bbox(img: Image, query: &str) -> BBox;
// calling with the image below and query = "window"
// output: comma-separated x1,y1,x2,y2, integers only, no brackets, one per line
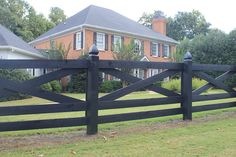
50,40,55,49
149,69,159,77
163,44,170,58
96,33,105,50
113,35,121,52
151,42,159,56
134,39,141,54
76,32,82,50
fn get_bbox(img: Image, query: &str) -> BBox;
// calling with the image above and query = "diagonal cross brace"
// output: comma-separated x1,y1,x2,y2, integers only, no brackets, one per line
100,70,178,101
0,69,85,103
193,72,235,94
101,68,179,97
193,71,235,95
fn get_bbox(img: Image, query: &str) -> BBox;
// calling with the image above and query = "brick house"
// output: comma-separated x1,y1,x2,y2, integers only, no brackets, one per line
30,5,178,79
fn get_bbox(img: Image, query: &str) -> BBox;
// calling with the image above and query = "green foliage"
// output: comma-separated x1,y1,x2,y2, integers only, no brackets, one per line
0,0,61,42
49,7,66,25
50,80,62,93
40,83,52,92
176,29,232,64
167,10,210,40
99,80,122,93
0,69,31,101
161,78,207,92
161,79,181,92
67,70,87,93
138,9,210,41
113,39,142,61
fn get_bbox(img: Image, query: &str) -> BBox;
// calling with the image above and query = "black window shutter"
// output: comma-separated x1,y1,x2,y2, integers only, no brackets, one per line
105,34,108,51
158,43,161,57
73,33,76,50
169,45,171,57
150,42,153,56
93,32,97,45
111,35,114,51
81,32,83,49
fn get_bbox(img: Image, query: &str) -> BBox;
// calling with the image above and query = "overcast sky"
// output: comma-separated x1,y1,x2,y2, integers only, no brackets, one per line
27,0,235,33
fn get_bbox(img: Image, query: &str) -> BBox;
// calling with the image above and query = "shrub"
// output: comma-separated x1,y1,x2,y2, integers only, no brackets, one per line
50,80,62,93
40,83,52,92
0,69,32,102
161,78,207,93
100,80,122,93
161,79,181,92
67,71,87,93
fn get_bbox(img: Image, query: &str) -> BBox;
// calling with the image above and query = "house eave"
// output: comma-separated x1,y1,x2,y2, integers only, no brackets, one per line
30,24,178,45
0,46,46,59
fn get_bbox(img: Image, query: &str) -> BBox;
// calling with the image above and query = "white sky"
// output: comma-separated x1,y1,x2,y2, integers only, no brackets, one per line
26,0,236,33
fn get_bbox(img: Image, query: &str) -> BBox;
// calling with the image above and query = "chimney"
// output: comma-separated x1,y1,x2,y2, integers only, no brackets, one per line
152,11,167,35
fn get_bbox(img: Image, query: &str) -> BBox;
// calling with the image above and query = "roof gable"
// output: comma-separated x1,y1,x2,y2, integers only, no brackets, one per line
0,24,44,58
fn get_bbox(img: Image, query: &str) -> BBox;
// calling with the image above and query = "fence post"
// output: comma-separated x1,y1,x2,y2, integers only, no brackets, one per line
86,44,99,135
181,52,192,120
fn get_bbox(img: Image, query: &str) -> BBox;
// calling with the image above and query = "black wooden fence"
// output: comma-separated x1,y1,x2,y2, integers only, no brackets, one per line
0,45,235,134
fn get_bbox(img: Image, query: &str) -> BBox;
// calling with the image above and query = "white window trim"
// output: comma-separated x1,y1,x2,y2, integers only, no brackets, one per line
96,32,105,51
76,32,82,50
152,42,159,57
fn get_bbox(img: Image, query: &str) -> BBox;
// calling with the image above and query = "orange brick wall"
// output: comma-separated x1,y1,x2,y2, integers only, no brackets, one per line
33,28,176,61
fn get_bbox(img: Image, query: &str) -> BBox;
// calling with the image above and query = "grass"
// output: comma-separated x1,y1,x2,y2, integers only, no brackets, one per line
0,90,235,156
0,90,235,137
1,113,236,157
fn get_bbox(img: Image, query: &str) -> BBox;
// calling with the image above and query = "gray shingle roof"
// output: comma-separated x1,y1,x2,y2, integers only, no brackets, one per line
0,24,42,56
32,5,178,44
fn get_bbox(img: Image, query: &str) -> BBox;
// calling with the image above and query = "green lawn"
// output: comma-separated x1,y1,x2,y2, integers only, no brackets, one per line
0,91,236,156
1,112,236,157
0,90,235,136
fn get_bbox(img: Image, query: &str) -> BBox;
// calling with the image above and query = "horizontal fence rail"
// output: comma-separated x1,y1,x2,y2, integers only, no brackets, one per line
0,49,235,134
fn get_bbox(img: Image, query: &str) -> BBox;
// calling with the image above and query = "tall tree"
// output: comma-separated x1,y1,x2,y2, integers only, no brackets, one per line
0,0,54,42
138,10,211,41
49,7,66,25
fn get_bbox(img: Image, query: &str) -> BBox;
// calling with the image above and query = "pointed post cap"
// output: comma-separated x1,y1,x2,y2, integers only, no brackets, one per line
89,44,99,56
184,51,192,61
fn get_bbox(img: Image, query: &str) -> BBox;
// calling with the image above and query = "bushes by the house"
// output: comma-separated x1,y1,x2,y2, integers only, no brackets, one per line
161,79,181,92
0,69,32,102
161,78,207,93
67,71,87,93
50,80,62,93
40,82,53,92
40,80,62,93
100,80,122,93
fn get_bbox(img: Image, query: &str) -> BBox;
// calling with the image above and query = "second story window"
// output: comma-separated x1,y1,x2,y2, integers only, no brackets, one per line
50,40,55,49
134,39,141,54
113,35,121,52
74,31,83,50
96,33,105,50
76,32,82,50
163,44,170,58
151,42,159,56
